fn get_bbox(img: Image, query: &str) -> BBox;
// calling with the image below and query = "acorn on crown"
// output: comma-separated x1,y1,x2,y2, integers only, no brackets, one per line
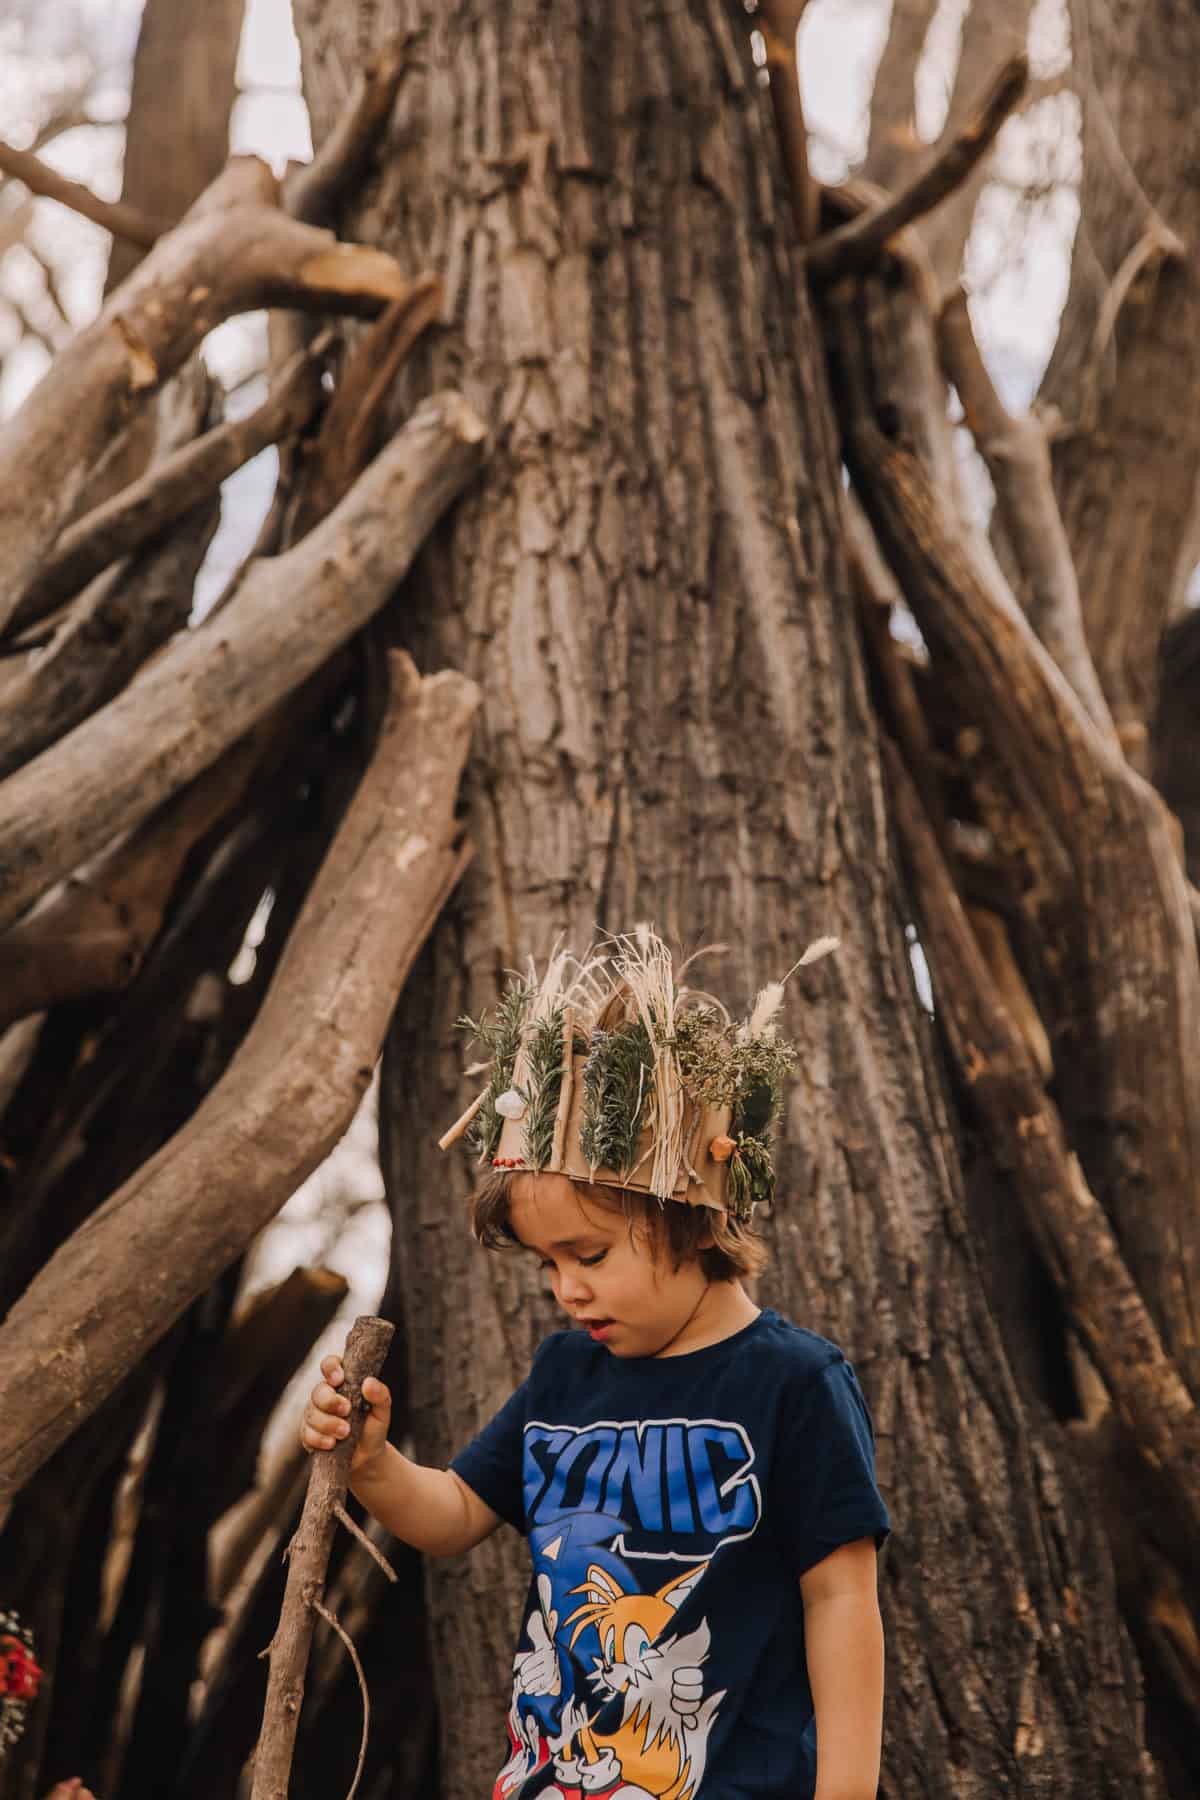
439,925,838,1223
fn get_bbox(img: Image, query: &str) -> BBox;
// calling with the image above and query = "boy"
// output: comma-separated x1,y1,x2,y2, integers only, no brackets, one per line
304,931,888,1799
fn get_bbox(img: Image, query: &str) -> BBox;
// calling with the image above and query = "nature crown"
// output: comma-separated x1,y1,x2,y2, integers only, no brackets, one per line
438,926,838,1222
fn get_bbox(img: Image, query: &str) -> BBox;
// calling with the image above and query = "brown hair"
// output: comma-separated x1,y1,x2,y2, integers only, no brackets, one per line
470,1169,768,1281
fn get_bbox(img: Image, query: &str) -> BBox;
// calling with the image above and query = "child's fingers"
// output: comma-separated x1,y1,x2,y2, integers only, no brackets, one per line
313,1380,350,1417
320,1354,345,1385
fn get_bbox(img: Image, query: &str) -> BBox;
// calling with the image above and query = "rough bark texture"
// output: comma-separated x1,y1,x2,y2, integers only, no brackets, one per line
296,3,1157,1794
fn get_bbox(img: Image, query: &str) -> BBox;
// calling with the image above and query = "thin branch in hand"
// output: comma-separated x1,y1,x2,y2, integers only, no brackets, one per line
0,135,173,246
806,54,1029,284
311,1601,370,1800
332,1503,398,1584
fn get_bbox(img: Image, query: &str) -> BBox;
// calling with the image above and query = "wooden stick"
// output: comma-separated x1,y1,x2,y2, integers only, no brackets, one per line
0,135,173,246
806,54,1028,284
250,1314,394,1800
437,1085,487,1151
0,654,477,1499
10,337,327,633
0,391,485,936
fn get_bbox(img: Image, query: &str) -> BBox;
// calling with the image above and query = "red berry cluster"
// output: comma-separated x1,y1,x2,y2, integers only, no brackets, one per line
491,1156,527,1167
0,1634,39,1703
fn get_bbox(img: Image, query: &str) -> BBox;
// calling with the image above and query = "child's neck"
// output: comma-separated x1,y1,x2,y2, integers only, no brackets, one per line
653,1280,760,1358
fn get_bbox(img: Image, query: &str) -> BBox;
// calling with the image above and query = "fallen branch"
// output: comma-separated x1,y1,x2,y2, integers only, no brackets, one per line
0,499,219,783
287,279,442,539
0,389,486,934
820,258,1200,1402
936,286,1116,741
0,134,172,246
0,653,478,1500
10,338,327,634
0,154,435,634
250,1314,394,1800
884,734,1200,1548
757,2,819,246
284,34,412,227
806,54,1028,284
0,732,260,1032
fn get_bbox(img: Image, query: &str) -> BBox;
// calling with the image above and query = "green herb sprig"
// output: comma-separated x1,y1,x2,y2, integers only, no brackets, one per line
579,1021,653,1174
457,980,533,1161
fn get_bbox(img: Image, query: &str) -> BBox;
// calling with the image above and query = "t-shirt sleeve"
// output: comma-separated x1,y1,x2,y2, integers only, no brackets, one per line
449,1377,530,1532
770,1356,890,1579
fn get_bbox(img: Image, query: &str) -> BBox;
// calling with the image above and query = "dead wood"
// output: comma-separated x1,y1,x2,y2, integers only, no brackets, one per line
287,280,442,539
250,1314,395,1800
0,134,172,246
0,733,261,1032
213,1447,310,1608
937,286,1117,742
821,258,1200,1404
284,34,412,228
0,652,478,1503
884,734,1200,1563
0,155,436,635
757,3,819,245
0,390,486,935
806,55,1029,285
10,339,326,635
105,0,244,294
0,499,219,784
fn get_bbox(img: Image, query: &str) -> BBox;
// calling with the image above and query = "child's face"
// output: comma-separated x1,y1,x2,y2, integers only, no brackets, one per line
508,1174,710,1359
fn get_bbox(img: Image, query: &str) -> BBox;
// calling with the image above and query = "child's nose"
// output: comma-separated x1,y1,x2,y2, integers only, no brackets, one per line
557,1267,592,1305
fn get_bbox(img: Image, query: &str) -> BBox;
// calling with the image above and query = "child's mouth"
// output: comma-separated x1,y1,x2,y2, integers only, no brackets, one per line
583,1318,615,1341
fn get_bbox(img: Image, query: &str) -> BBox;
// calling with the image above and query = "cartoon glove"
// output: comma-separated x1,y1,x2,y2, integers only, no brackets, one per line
670,1665,704,1729
578,1746,622,1790
513,1606,561,1696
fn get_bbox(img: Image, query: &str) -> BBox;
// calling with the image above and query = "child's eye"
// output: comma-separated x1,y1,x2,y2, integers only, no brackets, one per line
579,1250,607,1268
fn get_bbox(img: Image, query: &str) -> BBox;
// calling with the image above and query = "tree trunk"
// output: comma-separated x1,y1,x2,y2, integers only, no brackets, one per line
106,0,245,294
295,3,1157,1794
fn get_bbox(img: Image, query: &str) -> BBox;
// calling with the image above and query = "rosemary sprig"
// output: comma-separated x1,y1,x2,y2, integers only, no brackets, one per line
521,1006,567,1168
579,1021,653,1174
457,979,533,1161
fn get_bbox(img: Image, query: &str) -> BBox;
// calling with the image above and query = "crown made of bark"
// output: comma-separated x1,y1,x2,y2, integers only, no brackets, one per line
438,926,838,1222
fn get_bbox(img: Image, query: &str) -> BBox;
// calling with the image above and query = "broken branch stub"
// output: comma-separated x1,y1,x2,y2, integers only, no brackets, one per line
0,389,486,935
0,652,479,1501
250,1314,394,1800
0,153,435,636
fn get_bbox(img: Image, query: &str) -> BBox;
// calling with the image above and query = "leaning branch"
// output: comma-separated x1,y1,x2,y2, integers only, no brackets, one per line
806,54,1028,284
0,390,486,934
936,286,1117,742
0,154,435,635
0,732,261,1032
0,653,478,1500
884,736,1200,1545
0,135,172,246
284,34,412,227
11,338,327,633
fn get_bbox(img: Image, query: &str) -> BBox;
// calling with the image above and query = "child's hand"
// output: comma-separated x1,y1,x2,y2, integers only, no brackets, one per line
300,1355,391,1476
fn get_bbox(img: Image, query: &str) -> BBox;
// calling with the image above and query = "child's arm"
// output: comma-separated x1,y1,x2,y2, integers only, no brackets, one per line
800,1538,885,1800
302,1356,504,1557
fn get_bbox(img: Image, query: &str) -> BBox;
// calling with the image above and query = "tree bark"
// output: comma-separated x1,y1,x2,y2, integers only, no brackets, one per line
296,3,1159,1793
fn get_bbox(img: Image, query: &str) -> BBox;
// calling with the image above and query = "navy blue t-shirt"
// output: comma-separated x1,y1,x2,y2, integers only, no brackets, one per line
451,1308,889,1799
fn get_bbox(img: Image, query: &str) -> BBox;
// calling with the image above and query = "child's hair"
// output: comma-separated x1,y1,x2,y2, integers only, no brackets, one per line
470,1169,767,1281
